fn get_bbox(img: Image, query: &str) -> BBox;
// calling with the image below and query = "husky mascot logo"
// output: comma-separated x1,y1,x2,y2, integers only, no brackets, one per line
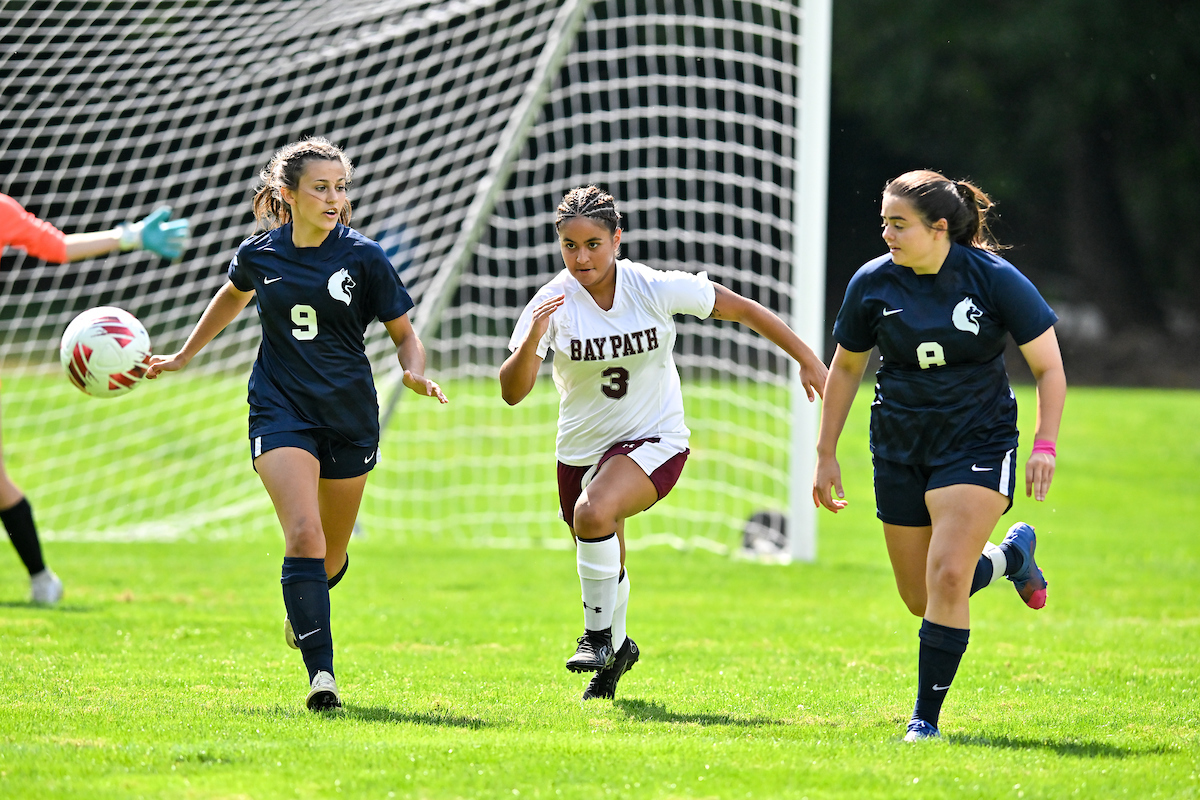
327,268,355,305
952,296,983,335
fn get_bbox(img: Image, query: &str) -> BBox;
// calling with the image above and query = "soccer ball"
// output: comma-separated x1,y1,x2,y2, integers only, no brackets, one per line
59,306,152,398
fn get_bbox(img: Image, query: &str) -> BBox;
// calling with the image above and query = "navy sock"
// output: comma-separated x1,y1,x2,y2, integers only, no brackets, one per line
327,553,349,589
912,619,970,730
1004,545,1024,575
2,497,45,576
969,555,991,595
281,557,334,682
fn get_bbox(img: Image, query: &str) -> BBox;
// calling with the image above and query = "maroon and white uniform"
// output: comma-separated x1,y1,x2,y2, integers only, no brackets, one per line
509,259,715,469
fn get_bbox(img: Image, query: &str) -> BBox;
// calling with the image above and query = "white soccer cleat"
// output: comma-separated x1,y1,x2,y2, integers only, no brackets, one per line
903,718,941,742
306,670,342,711
30,569,63,604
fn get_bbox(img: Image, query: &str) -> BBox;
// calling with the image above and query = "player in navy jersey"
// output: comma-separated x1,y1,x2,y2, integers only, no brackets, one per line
501,185,828,701
813,170,1066,741
146,138,447,710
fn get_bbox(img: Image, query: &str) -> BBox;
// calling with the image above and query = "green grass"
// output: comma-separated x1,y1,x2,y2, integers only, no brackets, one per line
1,387,1198,798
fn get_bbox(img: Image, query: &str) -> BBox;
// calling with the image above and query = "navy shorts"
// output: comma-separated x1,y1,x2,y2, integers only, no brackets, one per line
251,430,380,480
873,448,1017,527
557,437,689,529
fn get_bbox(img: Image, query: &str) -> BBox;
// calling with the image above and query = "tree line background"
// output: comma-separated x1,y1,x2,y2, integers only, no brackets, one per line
825,0,1199,386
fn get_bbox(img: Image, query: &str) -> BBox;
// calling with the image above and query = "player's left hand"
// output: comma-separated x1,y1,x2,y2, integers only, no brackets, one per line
1025,451,1055,501
403,370,448,403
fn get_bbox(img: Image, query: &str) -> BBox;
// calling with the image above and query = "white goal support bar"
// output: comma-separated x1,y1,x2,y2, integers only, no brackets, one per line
788,0,832,562
379,0,594,430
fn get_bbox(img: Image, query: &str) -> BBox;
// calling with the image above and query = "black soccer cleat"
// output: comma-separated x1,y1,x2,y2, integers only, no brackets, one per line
582,637,640,700
565,630,615,673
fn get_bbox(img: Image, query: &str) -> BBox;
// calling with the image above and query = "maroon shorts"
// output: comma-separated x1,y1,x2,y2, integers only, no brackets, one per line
556,437,689,529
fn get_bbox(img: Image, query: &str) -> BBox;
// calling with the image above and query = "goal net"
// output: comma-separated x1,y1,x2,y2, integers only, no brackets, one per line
0,0,825,553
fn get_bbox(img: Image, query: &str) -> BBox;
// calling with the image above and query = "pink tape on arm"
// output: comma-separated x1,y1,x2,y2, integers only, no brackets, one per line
1032,439,1056,457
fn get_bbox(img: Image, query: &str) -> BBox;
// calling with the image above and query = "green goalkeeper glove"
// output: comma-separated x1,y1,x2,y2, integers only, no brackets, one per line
118,207,191,259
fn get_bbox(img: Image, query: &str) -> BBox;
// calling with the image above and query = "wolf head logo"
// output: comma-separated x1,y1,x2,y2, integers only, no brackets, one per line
327,268,355,305
952,296,983,335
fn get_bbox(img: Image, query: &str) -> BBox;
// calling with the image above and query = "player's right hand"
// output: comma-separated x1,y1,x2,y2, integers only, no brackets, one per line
525,294,565,345
144,352,189,379
122,207,191,260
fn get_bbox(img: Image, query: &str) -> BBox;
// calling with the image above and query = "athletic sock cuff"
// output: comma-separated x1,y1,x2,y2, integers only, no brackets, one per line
919,619,970,655
281,556,328,585
577,535,621,580
0,496,31,521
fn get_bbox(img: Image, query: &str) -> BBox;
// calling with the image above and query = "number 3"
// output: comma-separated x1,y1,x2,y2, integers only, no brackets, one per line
291,304,318,340
916,341,946,369
601,366,629,399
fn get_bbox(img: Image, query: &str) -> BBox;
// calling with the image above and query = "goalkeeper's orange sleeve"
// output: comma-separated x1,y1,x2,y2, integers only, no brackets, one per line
0,193,68,264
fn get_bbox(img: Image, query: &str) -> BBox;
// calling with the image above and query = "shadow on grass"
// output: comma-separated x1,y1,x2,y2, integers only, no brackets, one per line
952,732,1169,757
615,698,783,727
238,704,489,728
0,601,92,612
342,705,489,728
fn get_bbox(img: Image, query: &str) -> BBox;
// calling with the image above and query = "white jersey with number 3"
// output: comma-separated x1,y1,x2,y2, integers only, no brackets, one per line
509,259,716,466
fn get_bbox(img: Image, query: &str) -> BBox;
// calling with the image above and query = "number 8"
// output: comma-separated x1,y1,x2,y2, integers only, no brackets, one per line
916,341,946,369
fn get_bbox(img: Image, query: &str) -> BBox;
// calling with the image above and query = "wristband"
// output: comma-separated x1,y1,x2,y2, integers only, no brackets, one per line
117,221,142,251
1032,439,1056,457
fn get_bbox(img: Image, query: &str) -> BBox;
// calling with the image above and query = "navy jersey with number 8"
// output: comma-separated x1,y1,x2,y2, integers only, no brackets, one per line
833,242,1057,465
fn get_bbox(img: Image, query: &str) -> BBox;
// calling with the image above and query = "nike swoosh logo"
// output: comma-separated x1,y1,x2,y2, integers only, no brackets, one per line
882,308,903,316
970,465,993,472
932,684,950,691
264,276,283,284
297,628,321,641
364,451,375,464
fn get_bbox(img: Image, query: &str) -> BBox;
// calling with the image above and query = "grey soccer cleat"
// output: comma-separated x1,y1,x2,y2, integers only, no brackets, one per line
306,670,342,711
30,569,63,604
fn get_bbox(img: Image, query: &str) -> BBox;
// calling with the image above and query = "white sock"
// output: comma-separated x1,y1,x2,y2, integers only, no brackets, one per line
983,541,1006,587
611,569,630,651
576,535,621,632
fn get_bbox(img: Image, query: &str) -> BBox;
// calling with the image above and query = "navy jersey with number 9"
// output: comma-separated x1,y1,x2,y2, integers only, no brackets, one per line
833,243,1057,465
228,222,414,447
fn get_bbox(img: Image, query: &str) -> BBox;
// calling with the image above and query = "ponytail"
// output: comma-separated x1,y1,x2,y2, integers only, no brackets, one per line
884,170,1003,252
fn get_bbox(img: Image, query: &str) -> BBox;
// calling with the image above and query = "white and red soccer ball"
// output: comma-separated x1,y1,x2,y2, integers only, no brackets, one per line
59,307,152,398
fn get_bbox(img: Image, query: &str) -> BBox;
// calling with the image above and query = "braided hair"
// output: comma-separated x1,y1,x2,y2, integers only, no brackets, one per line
554,185,622,236
252,137,354,231
883,169,1003,253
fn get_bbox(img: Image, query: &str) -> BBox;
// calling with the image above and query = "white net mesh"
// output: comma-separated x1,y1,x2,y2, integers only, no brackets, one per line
0,0,810,549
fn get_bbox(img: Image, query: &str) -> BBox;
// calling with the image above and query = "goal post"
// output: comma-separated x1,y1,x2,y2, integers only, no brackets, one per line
788,0,832,562
0,0,828,557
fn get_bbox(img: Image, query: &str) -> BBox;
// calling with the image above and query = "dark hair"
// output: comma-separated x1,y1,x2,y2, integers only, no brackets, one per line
252,137,354,230
554,185,621,235
883,169,1003,252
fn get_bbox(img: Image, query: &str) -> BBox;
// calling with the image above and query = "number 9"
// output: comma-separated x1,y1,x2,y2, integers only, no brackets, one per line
292,304,318,341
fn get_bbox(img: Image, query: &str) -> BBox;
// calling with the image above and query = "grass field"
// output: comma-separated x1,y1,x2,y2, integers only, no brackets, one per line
1,386,1198,798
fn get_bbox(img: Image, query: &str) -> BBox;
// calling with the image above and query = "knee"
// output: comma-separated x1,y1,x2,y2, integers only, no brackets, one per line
927,558,974,599
284,517,325,558
571,499,613,539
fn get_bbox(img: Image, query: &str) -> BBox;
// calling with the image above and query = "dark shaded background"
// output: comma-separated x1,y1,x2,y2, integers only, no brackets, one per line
825,0,1200,386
